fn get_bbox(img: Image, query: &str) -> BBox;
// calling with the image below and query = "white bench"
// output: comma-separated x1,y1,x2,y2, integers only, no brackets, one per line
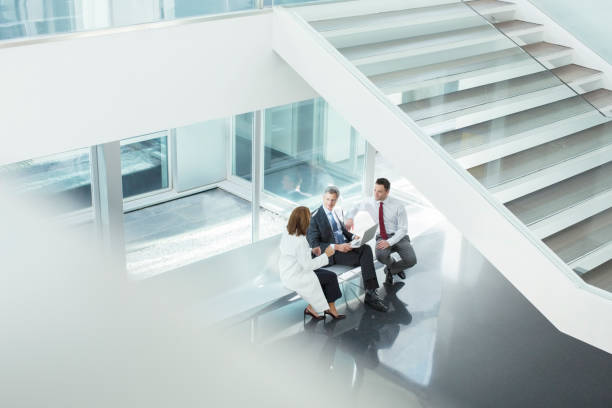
139,234,374,326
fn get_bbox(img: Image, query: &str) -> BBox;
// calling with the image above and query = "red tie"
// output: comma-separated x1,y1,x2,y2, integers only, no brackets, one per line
379,202,388,240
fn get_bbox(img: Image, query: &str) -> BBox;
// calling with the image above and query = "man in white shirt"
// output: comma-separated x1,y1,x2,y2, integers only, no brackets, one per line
346,178,417,285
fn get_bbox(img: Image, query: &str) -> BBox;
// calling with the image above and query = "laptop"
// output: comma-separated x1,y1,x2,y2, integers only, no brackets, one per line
350,224,378,248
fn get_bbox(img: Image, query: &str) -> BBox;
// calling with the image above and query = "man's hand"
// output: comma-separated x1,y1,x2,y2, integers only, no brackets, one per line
312,247,322,256
376,240,390,250
324,245,335,257
336,243,352,253
345,218,354,230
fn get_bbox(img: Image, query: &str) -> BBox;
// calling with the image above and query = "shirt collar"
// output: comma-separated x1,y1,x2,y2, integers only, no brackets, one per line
323,207,333,216
376,196,389,205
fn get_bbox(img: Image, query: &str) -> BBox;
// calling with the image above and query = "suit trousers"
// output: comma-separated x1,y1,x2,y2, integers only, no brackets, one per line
376,235,417,274
333,245,379,290
314,269,342,303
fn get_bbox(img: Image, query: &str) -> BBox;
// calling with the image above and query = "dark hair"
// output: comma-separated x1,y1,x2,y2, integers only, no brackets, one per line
287,206,311,236
375,178,391,192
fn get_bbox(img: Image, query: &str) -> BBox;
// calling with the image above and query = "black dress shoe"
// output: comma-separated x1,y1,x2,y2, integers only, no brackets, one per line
384,266,393,285
364,291,389,312
397,270,406,279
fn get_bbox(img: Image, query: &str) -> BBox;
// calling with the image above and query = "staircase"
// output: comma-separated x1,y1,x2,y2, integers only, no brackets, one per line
287,0,612,293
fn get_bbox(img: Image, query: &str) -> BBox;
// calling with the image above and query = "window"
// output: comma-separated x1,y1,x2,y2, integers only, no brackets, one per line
120,132,170,199
262,98,365,207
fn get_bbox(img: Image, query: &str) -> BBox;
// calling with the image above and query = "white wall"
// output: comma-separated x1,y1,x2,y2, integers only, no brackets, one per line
0,10,316,166
174,118,228,192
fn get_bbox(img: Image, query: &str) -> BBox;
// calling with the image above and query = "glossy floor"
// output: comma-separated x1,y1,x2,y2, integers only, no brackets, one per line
226,216,612,407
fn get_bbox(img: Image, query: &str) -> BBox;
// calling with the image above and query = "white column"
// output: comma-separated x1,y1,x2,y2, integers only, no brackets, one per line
91,141,126,276
251,110,264,242
363,141,376,197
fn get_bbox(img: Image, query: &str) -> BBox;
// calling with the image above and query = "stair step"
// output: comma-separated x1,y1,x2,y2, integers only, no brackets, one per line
311,3,473,37
371,47,544,103
419,86,574,135
296,0,461,22
571,241,612,274
506,162,612,238
583,89,612,115
582,260,612,292
494,20,544,37
552,64,603,84
544,207,612,272
340,24,503,67
522,41,573,60
434,96,609,167
401,69,588,134
402,71,559,121
466,0,517,15
475,123,612,203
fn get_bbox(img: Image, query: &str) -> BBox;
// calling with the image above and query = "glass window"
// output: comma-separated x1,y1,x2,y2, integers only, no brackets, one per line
233,112,253,181
0,147,92,215
0,0,77,41
262,98,365,207
1,0,346,42
174,0,255,18
120,132,169,199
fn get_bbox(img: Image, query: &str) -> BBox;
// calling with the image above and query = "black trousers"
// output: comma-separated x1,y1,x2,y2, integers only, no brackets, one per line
314,269,342,303
333,245,379,290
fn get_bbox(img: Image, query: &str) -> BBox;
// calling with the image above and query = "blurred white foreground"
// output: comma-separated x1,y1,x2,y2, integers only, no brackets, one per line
0,187,411,408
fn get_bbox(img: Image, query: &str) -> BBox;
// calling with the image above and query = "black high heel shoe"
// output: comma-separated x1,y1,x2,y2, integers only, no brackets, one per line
324,310,346,320
304,308,324,321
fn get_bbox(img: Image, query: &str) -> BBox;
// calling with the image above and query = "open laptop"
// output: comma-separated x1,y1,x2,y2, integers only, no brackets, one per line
350,224,378,248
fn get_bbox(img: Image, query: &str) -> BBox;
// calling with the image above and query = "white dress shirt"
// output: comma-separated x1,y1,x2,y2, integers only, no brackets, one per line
347,196,408,246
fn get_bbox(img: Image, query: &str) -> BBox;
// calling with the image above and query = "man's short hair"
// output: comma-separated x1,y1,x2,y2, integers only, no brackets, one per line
375,178,391,191
324,185,340,197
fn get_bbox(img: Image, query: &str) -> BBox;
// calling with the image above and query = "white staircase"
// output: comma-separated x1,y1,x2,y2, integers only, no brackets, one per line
291,0,612,290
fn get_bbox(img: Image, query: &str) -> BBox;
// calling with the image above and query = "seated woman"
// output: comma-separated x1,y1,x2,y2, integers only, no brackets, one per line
279,206,345,320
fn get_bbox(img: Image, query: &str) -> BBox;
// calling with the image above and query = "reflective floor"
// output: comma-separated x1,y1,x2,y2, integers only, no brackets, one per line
225,214,612,407
125,188,286,277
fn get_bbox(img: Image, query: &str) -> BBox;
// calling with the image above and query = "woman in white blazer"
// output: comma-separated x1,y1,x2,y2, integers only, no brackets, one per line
279,206,345,321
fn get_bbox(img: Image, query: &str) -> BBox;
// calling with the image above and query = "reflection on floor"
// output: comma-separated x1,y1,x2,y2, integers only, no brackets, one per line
125,188,285,277
224,213,612,408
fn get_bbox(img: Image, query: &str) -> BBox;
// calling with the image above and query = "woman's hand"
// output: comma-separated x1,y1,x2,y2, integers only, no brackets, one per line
325,245,335,257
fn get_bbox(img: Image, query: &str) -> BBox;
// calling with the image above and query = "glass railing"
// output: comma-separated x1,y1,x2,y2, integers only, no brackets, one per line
460,0,612,118
287,0,612,295
0,0,345,43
